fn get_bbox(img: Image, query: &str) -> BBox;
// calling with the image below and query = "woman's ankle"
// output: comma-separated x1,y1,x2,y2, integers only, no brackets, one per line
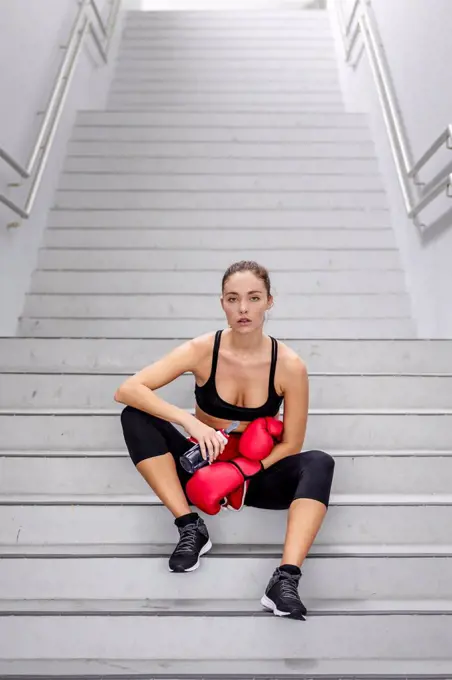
175,511,199,527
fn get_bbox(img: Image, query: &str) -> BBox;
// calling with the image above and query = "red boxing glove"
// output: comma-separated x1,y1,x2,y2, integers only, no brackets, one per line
238,417,284,461
222,457,264,513
186,462,238,515
186,457,262,516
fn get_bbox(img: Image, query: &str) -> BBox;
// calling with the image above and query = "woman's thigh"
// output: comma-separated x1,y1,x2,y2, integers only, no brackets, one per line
244,450,334,510
244,454,302,510
120,406,193,466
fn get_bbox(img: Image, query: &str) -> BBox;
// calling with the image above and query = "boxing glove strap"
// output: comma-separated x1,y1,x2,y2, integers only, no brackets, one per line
227,458,263,481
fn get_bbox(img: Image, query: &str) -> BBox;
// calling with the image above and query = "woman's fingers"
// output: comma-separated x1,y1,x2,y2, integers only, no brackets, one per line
198,439,208,461
198,428,227,463
205,436,216,464
212,431,226,459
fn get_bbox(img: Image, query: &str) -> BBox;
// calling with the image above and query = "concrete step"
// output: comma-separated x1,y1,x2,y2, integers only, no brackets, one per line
118,43,335,57
58,173,382,191
63,155,384,174
124,10,330,23
2,338,450,373
106,100,347,113
116,46,336,59
121,28,333,40
2,598,452,615
125,10,328,20
109,82,341,95
2,543,449,557
16,317,416,338
30,269,405,295
116,46,335,60
0,608,450,660
2,555,450,600
121,20,331,31
21,293,411,320
120,29,334,40
123,12,328,21
119,27,334,40
120,29,332,40
42,227,395,250
107,95,344,111
36,248,400,270
75,110,369,128
1,455,452,496
0,657,451,679
116,57,338,72
48,208,390,228
67,141,375,160
3,493,450,506
54,189,386,210
1,503,450,545
2,373,451,410
111,69,341,84
0,412,449,451
122,19,331,27
71,125,372,143
113,64,339,79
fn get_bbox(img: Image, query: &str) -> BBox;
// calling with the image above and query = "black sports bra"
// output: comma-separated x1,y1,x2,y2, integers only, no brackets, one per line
194,329,283,422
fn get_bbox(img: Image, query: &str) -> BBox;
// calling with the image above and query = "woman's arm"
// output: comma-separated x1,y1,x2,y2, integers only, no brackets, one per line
115,333,230,461
261,353,309,470
114,337,203,430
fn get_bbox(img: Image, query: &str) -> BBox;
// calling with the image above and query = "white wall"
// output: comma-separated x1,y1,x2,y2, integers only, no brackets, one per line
0,0,126,336
328,0,452,338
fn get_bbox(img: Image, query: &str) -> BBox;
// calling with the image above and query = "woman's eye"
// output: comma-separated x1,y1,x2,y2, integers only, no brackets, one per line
227,296,260,302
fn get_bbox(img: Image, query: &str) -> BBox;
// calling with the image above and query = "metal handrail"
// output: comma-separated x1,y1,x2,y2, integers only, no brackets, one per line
409,125,452,179
333,0,452,230
0,0,121,224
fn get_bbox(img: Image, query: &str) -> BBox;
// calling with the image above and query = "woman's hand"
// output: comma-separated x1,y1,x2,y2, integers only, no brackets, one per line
183,417,227,464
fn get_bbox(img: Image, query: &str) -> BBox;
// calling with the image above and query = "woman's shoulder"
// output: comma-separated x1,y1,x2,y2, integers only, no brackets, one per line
186,331,217,360
274,338,308,378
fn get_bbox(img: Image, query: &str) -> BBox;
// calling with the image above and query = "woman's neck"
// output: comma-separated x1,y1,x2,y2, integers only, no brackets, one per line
224,327,268,357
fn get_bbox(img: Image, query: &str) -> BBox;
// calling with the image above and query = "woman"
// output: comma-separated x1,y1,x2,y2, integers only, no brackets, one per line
116,260,335,621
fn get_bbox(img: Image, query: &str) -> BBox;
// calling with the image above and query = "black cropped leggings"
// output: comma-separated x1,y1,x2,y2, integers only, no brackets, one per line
120,406,335,510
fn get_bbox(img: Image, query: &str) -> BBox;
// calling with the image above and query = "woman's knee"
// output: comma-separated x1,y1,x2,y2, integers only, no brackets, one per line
120,406,169,466
120,405,158,433
301,449,335,475
294,449,335,507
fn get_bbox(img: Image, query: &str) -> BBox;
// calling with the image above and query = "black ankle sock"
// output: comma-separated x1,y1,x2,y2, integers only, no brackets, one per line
280,564,301,576
175,512,199,528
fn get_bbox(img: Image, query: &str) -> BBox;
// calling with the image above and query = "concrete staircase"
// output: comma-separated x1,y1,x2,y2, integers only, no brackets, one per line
1,7,451,678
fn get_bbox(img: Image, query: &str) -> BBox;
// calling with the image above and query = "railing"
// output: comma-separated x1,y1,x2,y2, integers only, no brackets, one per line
332,0,452,232
0,0,121,225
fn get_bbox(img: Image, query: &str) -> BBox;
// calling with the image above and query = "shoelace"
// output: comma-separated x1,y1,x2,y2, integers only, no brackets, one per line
279,572,301,603
174,523,199,555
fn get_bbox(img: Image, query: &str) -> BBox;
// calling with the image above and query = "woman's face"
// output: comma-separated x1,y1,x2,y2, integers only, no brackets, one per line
221,271,273,331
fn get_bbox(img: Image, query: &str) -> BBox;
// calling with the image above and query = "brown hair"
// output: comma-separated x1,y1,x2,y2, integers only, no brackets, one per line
222,260,271,297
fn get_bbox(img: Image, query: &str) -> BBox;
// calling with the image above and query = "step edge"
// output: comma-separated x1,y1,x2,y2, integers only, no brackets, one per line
2,408,452,415
1,597,452,617
1,493,452,506
0,544,451,558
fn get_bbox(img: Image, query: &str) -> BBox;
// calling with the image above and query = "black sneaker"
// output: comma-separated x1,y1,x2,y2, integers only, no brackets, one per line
261,567,307,620
168,516,212,572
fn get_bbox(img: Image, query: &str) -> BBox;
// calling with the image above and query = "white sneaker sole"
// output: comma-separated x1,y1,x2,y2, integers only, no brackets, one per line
260,594,293,617
168,538,212,573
